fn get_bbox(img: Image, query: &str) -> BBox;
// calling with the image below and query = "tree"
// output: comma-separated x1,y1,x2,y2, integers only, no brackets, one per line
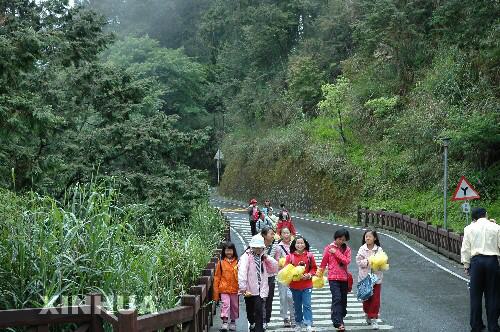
0,0,211,222
101,36,210,129
318,77,351,145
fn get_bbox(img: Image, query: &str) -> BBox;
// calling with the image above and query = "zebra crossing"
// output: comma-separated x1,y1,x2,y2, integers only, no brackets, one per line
227,214,393,331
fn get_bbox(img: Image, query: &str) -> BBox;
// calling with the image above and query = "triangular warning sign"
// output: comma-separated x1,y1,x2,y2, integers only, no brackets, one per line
451,176,480,201
214,149,224,160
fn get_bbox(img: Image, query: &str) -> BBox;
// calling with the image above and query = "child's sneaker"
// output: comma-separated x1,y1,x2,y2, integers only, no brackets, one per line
371,319,379,330
365,316,371,325
284,319,291,328
264,323,268,330
294,325,302,332
229,322,236,331
221,322,229,331
249,323,255,332
306,326,313,332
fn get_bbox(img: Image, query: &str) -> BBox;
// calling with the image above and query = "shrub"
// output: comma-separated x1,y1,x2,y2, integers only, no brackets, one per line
0,182,226,313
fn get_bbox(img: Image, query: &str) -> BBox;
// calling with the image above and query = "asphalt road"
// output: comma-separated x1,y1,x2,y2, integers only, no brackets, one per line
210,195,475,332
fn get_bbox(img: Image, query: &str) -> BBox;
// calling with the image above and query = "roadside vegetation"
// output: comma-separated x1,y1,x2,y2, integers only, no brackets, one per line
0,182,226,312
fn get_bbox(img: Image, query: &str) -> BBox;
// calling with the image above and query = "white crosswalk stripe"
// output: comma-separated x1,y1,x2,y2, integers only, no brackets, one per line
227,214,393,331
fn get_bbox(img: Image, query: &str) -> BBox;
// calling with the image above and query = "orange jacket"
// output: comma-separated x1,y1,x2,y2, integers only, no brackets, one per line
213,257,239,300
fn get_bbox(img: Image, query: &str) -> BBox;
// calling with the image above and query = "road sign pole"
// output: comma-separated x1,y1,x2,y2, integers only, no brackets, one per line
442,138,450,230
214,148,223,185
217,159,220,185
465,201,469,225
465,200,469,224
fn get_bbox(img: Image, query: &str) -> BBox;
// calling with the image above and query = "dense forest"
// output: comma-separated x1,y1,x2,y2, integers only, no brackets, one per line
0,0,225,311
81,0,498,231
1,0,500,230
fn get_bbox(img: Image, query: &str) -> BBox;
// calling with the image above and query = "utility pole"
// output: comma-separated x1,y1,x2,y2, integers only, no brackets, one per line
442,138,450,229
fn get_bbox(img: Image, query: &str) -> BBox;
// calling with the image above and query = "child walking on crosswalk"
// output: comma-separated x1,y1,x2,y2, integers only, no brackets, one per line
274,227,296,328
317,229,352,332
356,230,385,330
213,242,239,331
238,234,278,332
285,236,317,332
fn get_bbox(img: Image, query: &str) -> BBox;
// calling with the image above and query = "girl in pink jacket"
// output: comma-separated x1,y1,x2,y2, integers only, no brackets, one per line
238,234,278,332
317,228,351,332
356,230,384,330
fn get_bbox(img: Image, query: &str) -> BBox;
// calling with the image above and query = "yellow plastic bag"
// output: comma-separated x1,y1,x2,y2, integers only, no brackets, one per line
291,266,305,281
312,276,326,289
277,264,295,285
278,257,286,268
368,251,389,271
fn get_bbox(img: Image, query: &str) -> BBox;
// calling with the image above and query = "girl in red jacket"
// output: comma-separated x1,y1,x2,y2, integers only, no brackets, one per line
317,228,351,332
284,236,317,332
276,209,297,237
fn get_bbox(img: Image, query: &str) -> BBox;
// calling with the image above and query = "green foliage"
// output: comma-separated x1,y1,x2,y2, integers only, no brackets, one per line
0,183,226,312
3,0,499,239
287,55,326,115
318,77,352,144
364,188,500,232
219,124,363,215
81,0,213,57
101,36,210,129
364,96,398,119
214,0,499,232
0,1,213,222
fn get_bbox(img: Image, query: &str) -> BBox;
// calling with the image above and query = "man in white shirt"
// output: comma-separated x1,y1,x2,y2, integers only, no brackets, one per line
461,207,500,332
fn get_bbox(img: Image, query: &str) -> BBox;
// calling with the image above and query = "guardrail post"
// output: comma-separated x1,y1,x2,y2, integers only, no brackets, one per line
118,309,137,332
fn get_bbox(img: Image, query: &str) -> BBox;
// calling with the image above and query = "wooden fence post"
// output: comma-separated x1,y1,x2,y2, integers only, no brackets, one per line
394,211,399,232
202,267,216,324
191,285,207,332
118,309,137,332
90,293,105,332
181,295,200,332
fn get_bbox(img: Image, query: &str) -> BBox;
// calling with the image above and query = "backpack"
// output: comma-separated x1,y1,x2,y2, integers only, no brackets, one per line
279,244,289,256
252,208,259,221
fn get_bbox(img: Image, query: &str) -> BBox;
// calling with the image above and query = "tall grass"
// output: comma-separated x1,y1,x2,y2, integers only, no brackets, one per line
0,182,226,313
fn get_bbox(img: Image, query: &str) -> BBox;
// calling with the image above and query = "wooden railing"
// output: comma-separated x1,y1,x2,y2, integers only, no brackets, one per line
357,207,463,263
0,225,230,332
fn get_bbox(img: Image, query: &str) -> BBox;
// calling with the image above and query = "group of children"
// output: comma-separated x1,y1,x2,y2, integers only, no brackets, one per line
213,199,387,332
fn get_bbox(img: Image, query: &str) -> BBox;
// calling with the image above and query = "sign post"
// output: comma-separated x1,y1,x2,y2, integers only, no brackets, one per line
461,202,471,224
441,138,450,230
214,149,224,185
452,176,480,224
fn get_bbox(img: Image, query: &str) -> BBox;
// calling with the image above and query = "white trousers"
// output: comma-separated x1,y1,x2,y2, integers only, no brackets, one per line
278,283,295,321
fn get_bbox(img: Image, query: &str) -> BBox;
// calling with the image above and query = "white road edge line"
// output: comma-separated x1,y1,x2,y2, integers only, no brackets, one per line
230,225,248,247
293,215,470,283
